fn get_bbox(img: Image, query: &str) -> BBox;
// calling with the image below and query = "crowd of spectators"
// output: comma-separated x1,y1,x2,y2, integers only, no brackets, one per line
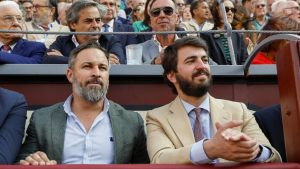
0,0,299,64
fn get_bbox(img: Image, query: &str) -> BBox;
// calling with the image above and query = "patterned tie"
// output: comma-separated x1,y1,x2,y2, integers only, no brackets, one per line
1,44,11,52
103,24,110,32
194,108,202,142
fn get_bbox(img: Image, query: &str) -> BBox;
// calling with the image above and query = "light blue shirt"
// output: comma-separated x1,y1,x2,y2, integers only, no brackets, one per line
180,95,271,164
62,96,115,164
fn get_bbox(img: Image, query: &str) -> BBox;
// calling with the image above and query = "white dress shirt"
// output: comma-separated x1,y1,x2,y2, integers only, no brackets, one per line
62,95,115,164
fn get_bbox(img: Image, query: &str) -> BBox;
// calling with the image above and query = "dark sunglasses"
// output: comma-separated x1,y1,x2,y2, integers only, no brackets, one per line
225,7,237,13
256,4,266,8
150,6,174,17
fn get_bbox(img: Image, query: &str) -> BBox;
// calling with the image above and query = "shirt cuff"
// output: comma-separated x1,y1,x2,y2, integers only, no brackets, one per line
254,145,272,162
190,139,213,164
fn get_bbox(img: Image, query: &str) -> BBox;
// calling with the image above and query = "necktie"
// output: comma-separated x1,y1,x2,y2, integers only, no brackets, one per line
103,24,110,32
194,108,202,142
1,44,11,52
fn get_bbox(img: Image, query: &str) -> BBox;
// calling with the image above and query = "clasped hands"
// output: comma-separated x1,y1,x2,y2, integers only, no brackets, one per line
203,120,260,162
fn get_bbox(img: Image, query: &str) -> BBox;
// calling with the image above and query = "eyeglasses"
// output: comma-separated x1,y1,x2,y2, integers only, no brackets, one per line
177,3,185,7
133,8,141,12
150,7,174,17
256,4,266,8
225,7,237,13
1,15,23,25
101,2,115,7
32,4,51,9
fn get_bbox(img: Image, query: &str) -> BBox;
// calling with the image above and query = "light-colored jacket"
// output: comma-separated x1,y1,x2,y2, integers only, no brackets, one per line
179,19,214,36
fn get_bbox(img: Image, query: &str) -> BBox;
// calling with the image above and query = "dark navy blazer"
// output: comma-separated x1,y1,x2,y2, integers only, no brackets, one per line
0,39,46,64
254,105,286,162
0,88,27,164
43,34,125,64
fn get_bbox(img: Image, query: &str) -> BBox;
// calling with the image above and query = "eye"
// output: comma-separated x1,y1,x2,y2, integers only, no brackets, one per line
202,57,209,64
99,66,108,71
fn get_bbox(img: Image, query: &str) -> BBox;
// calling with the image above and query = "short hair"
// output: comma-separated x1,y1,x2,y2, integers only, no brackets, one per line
271,0,286,13
68,41,110,69
190,0,206,18
66,0,107,31
0,1,22,14
162,36,209,94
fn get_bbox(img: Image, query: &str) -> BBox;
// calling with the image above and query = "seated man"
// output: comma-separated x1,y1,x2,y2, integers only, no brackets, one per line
254,104,286,162
138,0,186,64
146,36,281,164
18,41,149,165
0,88,27,164
0,1,46,64
43,0,125,64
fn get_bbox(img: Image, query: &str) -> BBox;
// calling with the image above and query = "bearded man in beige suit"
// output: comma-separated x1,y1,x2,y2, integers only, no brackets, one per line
146,36,281,164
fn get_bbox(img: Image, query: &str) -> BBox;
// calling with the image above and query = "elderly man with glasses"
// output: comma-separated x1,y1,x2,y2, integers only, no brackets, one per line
24,0,69,47
0,1,46,63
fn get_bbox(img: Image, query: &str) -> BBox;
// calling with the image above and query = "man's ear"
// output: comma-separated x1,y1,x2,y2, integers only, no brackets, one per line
69,21,76,31
167,71,176,84
66,68,73,83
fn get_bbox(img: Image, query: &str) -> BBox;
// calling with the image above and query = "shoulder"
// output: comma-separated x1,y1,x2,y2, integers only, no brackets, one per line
18,39,45,48
147,102,172,119
32,102,64,119
109,100,142,122
211,96,250,112
0,88,24,99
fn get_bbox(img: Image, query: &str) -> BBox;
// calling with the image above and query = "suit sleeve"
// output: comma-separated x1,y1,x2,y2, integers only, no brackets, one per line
132,113,150,163
125,25,137,46
146,111,193,164
0,93,27,164
107,36,126,64
43,36,69,64
16,111,40,162
240,103,282,162
0,43,45,64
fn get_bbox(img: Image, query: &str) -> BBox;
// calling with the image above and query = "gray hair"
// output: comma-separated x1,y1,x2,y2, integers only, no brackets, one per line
271,0,286,13
68,41,109,69
0,1,22,14
66,0,107,31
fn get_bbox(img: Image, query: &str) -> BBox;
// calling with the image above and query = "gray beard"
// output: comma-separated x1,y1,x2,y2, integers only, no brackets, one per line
72,77,108,103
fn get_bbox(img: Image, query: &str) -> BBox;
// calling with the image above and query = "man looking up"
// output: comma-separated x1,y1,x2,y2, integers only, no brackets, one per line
146,36,281,164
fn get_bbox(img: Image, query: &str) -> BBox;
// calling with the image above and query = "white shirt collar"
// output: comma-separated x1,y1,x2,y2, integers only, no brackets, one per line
63,95,110,118
71,35,80,47
153,34,180,52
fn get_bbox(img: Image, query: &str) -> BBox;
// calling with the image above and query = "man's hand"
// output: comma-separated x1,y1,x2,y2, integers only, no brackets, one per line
109,54,120,64
203,121,260,162
19,151,57,165
47,49,63,57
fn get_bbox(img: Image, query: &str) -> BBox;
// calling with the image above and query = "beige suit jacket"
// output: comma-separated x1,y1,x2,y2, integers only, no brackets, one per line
146,96,281,164
24,21,69,48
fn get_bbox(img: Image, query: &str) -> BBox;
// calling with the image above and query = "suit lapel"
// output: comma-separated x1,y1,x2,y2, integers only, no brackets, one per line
51,104,67,163
12,39,24,55
108,102,121,164
167,97,195,146
209,96,232,133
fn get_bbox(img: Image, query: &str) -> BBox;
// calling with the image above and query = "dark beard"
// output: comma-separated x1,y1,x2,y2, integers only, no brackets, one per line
176,72,211,97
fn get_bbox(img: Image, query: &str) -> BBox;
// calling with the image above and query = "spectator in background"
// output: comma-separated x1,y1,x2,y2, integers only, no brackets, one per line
146,36,281,164
97,0,137,52
246,0,269,46
132,0,151,32
18,41,149,165
24,0,69,48
43,0,125,64
21,0,33,22
200,0,248,65
266,0,276,16
179,0,213,36
57,1,71,26
138,0,186,64
175,0,185,22
0,1,46,63
252,14,300,64
131,4,145,23
0,88,27,164
182,5,192,22
115,0,127,20
271,0,300,23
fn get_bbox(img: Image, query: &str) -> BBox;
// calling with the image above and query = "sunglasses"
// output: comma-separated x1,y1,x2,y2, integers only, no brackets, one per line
150,6,174,17
225,7,237,13
256,4,266,8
